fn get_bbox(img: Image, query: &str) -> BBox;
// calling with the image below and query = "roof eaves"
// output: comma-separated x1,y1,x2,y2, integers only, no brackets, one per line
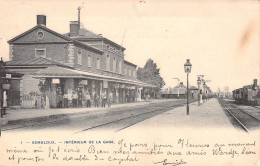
103,38,126,50
124,60,137,67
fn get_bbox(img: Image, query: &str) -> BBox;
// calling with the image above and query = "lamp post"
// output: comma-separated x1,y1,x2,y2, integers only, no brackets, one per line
0,57,7,118
197,76,201,106
173,78,180,99
184,59,192,115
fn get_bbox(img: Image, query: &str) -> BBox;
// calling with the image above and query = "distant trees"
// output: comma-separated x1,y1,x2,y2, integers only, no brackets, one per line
137,59,165,98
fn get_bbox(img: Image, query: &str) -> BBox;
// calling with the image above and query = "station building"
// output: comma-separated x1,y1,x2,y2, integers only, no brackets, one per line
161,82,210,100
5,14,155,108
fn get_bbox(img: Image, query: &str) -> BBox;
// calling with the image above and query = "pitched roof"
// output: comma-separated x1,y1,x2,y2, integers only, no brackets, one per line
6,57,72,68
190,86,198,90
73,40,103,54
8,25,72,43
124,60,137,67
36,66,81,77
64,28,103,39
8,25,103,54
64,28,126,50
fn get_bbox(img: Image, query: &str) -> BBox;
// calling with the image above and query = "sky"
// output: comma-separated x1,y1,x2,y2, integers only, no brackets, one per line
0,0,259,92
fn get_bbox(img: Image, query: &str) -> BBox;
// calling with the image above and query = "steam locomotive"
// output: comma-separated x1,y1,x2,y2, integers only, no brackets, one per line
232,79,260,106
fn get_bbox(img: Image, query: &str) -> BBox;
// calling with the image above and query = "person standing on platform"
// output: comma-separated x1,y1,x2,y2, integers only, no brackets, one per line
57,92,63,108
200,90,203,105
101,91,107,107
86,91,91,108
63,92,68,108
94,91,99,107
72,91,78,107
126,91,129,103
107,92,113,107
78,91,83,107
198,91,202,106
68,92,72,108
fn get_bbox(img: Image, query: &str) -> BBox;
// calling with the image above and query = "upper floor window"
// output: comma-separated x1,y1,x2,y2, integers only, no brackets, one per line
129,68,131,76
35,48,46,58
119,60,122,74
87,55,91,67
106,54,110,71
77,50,82,65
133,70,136,78
125,66,127,76
97,57,101,69
113,57,116,73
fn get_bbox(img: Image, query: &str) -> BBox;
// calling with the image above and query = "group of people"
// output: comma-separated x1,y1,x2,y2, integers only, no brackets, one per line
198,90,210,106
57,90,113,108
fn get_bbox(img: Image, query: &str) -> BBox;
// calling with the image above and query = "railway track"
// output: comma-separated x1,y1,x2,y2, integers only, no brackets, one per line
2,100,195,132
218,98,260,132
224,100,260,121
74,101,189,133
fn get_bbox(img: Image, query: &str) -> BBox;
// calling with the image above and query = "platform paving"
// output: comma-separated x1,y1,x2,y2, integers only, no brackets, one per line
0,99,177,125
121,98,237,132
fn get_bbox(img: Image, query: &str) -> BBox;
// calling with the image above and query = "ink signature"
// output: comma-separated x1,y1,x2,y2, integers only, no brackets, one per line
153,159,187,166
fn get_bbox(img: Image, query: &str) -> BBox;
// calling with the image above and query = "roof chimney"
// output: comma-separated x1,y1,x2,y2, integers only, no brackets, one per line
37,15,46,26
253,79,257,86
70,21,80,37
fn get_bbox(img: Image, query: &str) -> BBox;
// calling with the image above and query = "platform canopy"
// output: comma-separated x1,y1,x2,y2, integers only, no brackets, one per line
32,66,156,88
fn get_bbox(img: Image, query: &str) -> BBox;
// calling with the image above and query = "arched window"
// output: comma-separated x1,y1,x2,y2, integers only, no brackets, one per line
87,55,91,67
113,57,116,73
97,57,101,69
125,66,127,75
119,60,122,74
77,50,82,65
106,54,110,71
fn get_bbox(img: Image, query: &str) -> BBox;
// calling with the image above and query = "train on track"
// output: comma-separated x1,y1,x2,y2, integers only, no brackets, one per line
232,79,260,106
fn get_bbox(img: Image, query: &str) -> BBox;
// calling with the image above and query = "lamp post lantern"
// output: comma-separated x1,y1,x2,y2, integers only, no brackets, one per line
184,59,192,115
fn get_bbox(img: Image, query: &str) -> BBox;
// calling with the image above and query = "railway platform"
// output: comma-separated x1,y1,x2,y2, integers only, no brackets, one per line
0,99,177,126
121,98,238,132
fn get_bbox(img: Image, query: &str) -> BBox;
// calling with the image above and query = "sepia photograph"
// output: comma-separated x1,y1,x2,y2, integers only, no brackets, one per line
0,0,259,165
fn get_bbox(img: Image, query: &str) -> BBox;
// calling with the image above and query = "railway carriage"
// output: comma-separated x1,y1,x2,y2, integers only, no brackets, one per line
232,79,260,106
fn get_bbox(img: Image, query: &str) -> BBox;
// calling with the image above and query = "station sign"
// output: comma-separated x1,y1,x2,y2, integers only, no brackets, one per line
5,74,11,78
52,79,60,84
79,80,88,85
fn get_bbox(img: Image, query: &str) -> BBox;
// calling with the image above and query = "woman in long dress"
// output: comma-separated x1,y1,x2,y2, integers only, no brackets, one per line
200,94,203,105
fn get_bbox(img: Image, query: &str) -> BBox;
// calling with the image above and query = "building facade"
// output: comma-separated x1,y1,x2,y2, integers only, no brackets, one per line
5,15,154,108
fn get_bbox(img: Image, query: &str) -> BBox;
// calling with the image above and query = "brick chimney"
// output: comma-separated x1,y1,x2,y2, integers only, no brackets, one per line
37,15,46,26
253,79,257,86
70,21,80,37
